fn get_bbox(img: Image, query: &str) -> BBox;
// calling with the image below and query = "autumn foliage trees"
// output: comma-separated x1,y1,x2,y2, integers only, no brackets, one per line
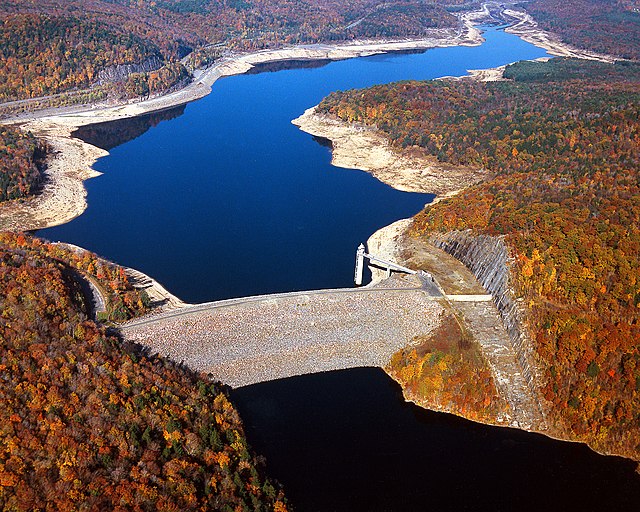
524,0,640,60
318,58,640,459
0,0,457,103
0,232,287,509
1,0,637,104
387,312,508,423
0,14,163,101
0,232,149,321
0,127,45,202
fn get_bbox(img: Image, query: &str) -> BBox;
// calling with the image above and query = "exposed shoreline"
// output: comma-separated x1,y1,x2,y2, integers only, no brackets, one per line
2,4,634,464
0,8,484,232
365,218,413,285
292,107,487,195
0,2,618,232
0,2,619,232
502,7,617,63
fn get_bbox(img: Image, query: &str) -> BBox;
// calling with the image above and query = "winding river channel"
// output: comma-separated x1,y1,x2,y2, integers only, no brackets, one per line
40,26,640,510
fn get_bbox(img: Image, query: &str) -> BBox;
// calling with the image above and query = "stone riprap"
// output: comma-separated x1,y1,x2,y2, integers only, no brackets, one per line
121,276,444,387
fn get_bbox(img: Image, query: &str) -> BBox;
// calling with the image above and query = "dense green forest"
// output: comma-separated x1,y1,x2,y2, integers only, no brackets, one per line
524,0,640,59
0,127,44,202
0,0,457,103
0,232,287,510
317,58,640,459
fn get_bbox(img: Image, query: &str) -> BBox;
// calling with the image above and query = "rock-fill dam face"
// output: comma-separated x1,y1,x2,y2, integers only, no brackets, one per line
428,230,547,420
121,276,445,388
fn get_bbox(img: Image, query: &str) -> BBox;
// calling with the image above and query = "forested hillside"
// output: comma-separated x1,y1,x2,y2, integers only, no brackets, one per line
0,0,457,103
0,232,150,321
0,127,45,202
0,14,164,101
317,58,640,459
0,232,287,510
388,312,508,423
524,0,640,59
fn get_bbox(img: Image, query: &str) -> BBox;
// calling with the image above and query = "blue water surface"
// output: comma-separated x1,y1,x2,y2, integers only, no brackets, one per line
41,27,549,303
38,26,640,511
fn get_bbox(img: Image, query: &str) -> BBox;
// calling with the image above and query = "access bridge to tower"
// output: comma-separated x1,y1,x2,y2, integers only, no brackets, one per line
120,245,492,388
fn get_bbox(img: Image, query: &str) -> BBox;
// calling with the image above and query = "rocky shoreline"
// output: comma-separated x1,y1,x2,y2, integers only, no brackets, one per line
503,7,617,63
292,107,487,195
0,6,485,232
0,2,619,232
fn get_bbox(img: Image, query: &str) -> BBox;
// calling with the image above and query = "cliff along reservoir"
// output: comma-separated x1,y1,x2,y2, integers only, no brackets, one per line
39,27,640,509
41,27,548,303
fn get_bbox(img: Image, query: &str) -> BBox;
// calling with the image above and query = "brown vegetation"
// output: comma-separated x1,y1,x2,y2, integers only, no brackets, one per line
318,58,640,459
524,0,640,60
0,232,149,321
0,231,287,509
0,126,45,202
387,311,508,423
0,0,458,104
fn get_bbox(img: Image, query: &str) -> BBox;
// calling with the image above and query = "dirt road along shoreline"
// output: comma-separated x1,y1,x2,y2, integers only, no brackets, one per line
0,6,486,232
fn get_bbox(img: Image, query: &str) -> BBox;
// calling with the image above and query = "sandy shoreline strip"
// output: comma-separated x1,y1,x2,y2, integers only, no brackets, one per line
503,8,617,63
0,3,618,233
0,7,484,232
0,124,106,231
292,106,487,195
290,3,618,261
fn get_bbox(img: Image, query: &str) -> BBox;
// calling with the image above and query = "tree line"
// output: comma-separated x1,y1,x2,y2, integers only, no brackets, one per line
0,127,45,202
0,231,288,510
318,58,640,460
0,0,459,103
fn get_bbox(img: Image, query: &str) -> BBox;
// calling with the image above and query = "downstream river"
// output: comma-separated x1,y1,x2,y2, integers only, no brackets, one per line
41,26,640,510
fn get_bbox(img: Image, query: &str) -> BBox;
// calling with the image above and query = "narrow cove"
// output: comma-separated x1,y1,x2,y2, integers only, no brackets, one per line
38,27,640,509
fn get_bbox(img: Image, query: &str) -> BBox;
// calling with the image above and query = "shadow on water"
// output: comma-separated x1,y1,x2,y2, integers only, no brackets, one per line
231,368,640,512
246,59,334,74
42,26,640,510
71,104,186,151
311,135,334,149
40,26,549,303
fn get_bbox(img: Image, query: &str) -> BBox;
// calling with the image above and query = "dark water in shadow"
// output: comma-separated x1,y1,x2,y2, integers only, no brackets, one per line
72,105,186,151
232,368,640,512
37,26,640,509
246,59,333,74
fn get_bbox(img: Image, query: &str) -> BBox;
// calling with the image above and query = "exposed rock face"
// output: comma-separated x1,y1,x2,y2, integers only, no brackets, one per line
121,277,444,387
428,230,546,416
96,56,164,84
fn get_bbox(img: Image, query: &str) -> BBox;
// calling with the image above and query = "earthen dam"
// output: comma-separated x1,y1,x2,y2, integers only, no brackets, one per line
121,274,447,387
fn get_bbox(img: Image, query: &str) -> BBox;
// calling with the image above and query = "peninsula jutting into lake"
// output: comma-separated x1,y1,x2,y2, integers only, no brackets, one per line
1,1,640,510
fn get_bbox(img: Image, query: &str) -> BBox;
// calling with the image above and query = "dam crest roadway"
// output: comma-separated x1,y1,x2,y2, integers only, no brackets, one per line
121,270,454,388
121,250,490,389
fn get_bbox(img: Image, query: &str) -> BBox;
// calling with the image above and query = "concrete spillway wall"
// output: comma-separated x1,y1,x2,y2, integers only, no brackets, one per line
428,230,543,397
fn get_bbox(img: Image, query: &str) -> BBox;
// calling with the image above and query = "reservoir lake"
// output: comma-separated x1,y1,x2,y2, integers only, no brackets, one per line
43,26,548,304
40,26,640,510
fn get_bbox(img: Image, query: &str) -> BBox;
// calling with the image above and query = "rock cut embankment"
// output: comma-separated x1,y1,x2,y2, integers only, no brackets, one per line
428,230,545,405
